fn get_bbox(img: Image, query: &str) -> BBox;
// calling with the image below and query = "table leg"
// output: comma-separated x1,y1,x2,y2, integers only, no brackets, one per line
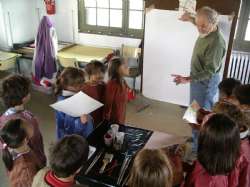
16,57,21,73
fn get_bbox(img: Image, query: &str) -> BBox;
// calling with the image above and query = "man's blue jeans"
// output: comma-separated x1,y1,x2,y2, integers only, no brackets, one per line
190,73,220,153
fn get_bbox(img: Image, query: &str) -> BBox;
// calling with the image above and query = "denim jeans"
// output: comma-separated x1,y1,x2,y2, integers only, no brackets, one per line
190,73,220,153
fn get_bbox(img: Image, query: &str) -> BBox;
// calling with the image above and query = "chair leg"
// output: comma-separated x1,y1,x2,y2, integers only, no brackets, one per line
133,77,136,90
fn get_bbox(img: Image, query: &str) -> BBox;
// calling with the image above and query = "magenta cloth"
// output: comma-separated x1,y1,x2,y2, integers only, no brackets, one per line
33,16,57,80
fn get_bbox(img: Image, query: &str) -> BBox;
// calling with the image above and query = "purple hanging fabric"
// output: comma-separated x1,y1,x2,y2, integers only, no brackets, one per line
33,16,57,80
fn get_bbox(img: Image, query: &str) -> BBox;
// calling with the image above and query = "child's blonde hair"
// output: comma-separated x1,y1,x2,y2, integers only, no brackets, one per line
128,149,173,187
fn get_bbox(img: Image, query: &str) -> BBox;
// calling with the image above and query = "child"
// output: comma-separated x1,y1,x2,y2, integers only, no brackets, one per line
55,67,93,139
82,60,106,127
218,78,241,104
213,102,250,161
128,149,173,187
182,114,250,187
104,57,129,124
0,74,46,166
234,84,250,126
32,135,89,187
1,119,43,187
194,78,241,126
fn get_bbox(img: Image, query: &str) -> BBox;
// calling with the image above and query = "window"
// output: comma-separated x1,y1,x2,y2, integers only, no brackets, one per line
233,0,250,52
78,0,144,38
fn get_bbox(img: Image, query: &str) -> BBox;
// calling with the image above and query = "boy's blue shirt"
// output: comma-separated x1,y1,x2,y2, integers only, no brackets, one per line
55,94,94,139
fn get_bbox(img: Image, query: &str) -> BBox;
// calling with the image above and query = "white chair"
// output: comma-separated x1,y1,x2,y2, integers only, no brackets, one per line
121,45,142,90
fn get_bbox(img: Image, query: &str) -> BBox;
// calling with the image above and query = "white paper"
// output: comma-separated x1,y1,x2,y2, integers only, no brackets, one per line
144,131,187,149
183,100,200,124
50,91,103,117
179,0,196,15
143,10,232,106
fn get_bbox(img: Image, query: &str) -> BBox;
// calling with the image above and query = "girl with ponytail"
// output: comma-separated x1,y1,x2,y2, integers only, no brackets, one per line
1,119,43,187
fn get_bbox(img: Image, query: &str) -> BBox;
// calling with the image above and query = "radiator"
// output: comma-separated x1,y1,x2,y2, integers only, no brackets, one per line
227,51,250,84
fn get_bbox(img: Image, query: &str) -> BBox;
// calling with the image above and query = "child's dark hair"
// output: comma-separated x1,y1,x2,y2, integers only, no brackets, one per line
198,114,240,175
213,102,250,129
218,78,241,97
55,67,85,96
1,75,31,108
128,149,173,187
0,119,27,171
49,135,89,178
233,84,250,105
108,57,124,84
85,60,106,77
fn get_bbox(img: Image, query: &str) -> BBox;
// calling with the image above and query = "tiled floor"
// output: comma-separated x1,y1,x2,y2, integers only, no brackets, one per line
0,86,190,187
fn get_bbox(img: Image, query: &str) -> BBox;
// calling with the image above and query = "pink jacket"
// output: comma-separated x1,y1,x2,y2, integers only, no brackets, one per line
182,153,250,187
0,109,46,166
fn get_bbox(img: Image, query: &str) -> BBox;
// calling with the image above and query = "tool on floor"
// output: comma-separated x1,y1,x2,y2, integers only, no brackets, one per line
99,153,114,174
85,149,104,175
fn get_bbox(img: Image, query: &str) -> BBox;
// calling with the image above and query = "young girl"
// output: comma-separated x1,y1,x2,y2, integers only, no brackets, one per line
182,114,250,187
1,119,43,187
128,149,173,187
104,57,129,124
233,84,250,127
213,102,250,161
218,78,241,104
82,60,106,127
0,74,46,166
55,67,93,139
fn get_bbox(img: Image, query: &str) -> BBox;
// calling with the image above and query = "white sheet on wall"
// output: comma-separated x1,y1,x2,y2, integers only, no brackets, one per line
143,10,232,106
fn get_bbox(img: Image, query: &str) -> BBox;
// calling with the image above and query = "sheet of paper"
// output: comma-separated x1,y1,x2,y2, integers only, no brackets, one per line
179,0,197,15
144,131,187,149
183,100,200,124
50,91,103,117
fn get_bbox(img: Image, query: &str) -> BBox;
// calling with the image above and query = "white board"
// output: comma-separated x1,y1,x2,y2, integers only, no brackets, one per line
143,10,232,106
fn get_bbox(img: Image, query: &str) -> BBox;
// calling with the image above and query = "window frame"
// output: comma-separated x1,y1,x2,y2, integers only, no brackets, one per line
233,0,250,52
78,0,144,39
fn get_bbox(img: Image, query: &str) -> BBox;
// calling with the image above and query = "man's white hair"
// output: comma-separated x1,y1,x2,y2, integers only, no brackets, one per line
197,6,219,25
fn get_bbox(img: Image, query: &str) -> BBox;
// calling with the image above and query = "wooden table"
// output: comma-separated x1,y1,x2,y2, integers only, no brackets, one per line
57,44,113,63
12,41,75,60
0,51,21,72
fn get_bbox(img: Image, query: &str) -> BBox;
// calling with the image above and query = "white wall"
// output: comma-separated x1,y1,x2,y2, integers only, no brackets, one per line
0,1,8,49
35,0,141,48
0,0,37,50
0,0,140,50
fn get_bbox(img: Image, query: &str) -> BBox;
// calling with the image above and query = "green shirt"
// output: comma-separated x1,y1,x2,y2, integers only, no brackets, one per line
190,29,226,82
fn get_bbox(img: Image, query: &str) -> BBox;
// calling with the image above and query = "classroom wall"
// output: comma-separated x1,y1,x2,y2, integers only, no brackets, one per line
0,0,140,50
0,0,37,49
0,1,8,50
35,0,141,49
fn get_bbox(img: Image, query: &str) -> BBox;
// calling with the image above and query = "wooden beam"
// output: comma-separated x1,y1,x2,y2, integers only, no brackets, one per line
145,0,240,14
223,1,242,78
